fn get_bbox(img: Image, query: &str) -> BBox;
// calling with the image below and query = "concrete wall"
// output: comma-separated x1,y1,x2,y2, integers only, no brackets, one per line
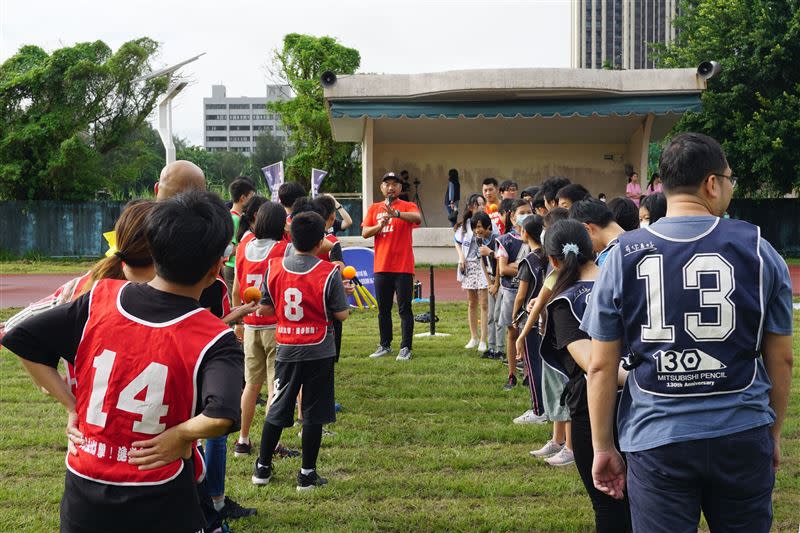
372,143,630,227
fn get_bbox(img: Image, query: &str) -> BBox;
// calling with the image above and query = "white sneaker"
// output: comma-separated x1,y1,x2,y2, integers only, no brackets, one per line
464,338,479,349
368,345,391,358
530,439,564,458
545,446,575,466
513,409,548,425
477,341,487,352
396,347,412,361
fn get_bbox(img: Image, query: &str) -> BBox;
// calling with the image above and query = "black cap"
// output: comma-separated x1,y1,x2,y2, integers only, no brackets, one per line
382,172,400,183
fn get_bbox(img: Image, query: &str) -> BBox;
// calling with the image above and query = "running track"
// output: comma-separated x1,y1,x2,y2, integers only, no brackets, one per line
1,266,799,309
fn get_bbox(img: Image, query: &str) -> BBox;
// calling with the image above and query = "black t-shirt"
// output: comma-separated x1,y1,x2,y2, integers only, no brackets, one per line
549,299,591,418
1,283,244,531
199,277,227,318
331,219,344,235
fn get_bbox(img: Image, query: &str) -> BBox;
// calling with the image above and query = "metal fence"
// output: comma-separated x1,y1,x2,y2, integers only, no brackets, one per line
0,198,364,257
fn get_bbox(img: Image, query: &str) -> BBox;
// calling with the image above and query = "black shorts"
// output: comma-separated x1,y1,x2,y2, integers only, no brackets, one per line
266,357,336,427
60,460,204,533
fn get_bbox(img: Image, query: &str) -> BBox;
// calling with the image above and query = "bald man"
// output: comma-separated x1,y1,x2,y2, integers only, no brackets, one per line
120,160,257,524
154,160,206,200
101,160,207,257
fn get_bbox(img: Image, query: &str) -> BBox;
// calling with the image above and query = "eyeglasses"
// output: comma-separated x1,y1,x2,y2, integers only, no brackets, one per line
711,173,738,187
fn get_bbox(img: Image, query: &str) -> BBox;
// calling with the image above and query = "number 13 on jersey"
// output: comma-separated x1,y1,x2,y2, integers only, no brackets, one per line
637,253,736,343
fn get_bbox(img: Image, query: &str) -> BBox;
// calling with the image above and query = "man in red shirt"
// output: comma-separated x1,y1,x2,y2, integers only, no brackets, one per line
361,172,422,361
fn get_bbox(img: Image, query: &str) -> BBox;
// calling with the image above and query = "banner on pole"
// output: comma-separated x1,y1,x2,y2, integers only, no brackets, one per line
311,168,328,198
341,247,376,307
261,161,284,197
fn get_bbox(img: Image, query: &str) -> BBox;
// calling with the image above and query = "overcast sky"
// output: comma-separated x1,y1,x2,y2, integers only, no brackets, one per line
1,0,571,145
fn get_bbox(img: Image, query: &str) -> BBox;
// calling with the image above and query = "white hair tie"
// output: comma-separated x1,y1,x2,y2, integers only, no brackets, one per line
562,243,580,257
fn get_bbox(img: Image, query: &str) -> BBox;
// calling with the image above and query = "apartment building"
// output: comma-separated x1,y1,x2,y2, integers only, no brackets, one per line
571,0,678,70
203,84,291,153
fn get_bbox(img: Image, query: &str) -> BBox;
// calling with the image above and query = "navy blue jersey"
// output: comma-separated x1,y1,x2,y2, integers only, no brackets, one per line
496,232,527,289
519,249,546,301
618,218,763,397
515,249,546,325
540,280,593,379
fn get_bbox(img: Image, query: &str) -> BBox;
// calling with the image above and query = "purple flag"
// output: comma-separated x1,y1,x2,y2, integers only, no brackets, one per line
261,161,284,197
311,168,328,198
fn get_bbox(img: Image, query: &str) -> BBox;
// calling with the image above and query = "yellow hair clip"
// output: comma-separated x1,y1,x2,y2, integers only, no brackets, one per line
103,230,118,258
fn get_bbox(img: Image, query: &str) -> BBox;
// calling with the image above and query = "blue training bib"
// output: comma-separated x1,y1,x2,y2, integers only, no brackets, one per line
540,280,593,378
619,218,764,397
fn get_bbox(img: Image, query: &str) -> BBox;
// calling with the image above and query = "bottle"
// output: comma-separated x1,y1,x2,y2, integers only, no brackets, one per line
413,280,422,300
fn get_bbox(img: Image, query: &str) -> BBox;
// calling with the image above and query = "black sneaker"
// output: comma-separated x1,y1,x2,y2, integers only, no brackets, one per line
219,496,257,520
502,374,518,391
481,349,495,359
296,470,328,492
234,440,252,457
494,351,506,361
522,374,530,387
251,459,272,485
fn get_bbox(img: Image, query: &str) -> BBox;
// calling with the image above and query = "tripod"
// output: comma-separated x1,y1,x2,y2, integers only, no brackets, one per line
412,179,427,226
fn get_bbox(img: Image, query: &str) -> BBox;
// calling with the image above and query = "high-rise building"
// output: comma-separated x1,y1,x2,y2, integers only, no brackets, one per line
203,84,291,153
571,0,678,70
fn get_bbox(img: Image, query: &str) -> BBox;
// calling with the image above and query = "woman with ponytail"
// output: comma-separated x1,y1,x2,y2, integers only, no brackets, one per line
0,200,158,396
540,219,631,532
77,200,157,296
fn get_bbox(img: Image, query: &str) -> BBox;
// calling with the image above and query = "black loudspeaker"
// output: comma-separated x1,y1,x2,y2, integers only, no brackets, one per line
320,71,337,87
697,61,721,80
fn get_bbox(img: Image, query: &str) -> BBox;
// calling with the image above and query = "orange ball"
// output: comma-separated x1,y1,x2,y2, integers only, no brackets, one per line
342,266,357,280
243,286,262,303
487,203,498,213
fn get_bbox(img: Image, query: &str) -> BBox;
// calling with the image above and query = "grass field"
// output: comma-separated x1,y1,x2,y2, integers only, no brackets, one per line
0,258,98,274
0,303,798,532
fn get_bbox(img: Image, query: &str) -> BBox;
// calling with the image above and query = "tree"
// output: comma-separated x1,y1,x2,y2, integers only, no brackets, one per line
101,124,165,196
251,131,287,171
269,34,361,192
656,0,800,196
176,145,252,190
0,38,170,200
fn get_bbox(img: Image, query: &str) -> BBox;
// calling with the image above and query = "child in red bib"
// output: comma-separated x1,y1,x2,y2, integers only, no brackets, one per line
3,191,245,533
232,201,290,455
252,211,350,492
